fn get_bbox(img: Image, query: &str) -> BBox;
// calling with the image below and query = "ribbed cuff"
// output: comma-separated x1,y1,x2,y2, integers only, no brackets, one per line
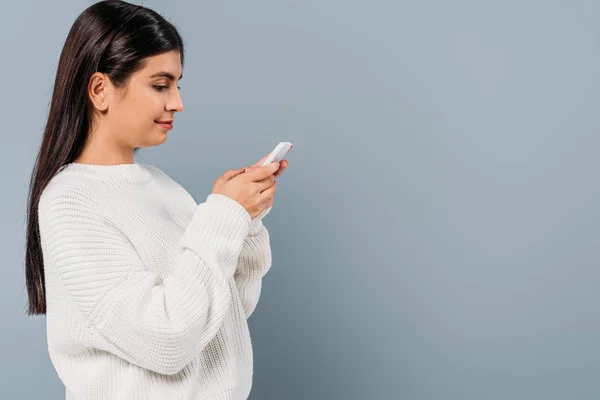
180,194,252,277
249,206,272,235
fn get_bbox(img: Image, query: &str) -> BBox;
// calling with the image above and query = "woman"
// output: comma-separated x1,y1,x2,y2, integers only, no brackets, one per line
24,1,288,399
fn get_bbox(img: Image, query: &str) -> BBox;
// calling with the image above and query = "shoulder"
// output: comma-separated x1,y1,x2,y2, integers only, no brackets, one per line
140,163,167,179
38,172,104,220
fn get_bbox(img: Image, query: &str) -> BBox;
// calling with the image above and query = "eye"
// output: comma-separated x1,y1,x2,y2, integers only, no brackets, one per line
153,85,182,92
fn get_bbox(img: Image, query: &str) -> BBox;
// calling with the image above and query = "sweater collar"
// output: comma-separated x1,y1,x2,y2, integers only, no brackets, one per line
61,162,152,183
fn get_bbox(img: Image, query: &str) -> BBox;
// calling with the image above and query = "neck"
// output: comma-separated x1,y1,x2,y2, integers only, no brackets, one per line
75,126,135,165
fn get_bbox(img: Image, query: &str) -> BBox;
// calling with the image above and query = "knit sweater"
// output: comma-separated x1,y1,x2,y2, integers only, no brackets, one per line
37,162,273,400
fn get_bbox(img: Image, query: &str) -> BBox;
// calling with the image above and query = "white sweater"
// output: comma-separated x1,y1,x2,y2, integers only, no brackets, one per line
37,162,273,400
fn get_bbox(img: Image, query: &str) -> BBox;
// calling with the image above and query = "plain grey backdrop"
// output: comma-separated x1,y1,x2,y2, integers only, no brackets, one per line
3,0,600,398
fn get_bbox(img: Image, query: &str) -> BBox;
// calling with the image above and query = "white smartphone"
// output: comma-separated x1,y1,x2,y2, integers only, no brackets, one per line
261,142,293,166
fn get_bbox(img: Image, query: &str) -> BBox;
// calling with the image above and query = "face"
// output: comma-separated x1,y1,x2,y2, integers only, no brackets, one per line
90,50,184,149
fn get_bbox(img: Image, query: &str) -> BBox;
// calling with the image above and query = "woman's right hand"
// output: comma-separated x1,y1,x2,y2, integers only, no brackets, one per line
211,162,280,220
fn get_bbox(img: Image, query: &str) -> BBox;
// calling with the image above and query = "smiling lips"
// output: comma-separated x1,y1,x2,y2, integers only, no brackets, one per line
155,120,173,130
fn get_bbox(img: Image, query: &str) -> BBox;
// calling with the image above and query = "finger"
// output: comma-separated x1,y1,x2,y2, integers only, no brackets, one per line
262,198,274,210
273,159,288,178
245,161,280,181
247,159,285,178
223,167,247,182
252,154,271,168
260,181,277,199
257,175,276,192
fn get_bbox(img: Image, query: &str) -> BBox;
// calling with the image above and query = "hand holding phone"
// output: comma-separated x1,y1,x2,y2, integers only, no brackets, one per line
245,142,293,221
246,142,293,177
261,142,293,166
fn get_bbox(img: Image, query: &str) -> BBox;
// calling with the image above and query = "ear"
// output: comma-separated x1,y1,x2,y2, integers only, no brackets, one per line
88,72,109,111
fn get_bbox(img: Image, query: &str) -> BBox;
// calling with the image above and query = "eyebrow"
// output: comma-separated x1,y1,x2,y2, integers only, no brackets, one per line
150,72,183,81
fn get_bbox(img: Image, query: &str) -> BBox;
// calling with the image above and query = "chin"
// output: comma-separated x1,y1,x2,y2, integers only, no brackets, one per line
142,135,167,148
154,134,168,145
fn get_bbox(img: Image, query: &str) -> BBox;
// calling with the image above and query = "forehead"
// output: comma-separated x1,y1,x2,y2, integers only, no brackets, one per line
138,51,182,78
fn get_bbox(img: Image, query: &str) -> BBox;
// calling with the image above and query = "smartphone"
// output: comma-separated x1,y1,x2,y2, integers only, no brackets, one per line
261,142,293,166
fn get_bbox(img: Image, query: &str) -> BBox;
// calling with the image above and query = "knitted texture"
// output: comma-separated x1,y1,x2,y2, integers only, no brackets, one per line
37,162,273,400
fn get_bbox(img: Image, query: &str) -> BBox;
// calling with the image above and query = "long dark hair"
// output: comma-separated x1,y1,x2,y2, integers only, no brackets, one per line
25,0,185,315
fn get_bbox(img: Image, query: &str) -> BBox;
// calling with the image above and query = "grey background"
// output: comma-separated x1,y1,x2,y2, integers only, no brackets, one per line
2,0,600,398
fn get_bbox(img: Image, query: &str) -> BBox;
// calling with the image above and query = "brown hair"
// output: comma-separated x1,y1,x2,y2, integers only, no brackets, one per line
25,0,185,315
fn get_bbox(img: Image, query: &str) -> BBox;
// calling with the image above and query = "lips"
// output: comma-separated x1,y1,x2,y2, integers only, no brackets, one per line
155,120,174,130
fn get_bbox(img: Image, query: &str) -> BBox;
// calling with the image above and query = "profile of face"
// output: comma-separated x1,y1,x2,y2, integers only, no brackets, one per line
88,50,184,149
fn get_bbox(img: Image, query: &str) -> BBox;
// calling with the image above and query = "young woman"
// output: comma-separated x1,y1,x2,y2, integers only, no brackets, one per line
24,1,288,399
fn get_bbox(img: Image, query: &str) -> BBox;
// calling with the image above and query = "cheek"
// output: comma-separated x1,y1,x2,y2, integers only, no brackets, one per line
136,94,164,127
115,88,165,131
133,88,163,113
149,96,167,121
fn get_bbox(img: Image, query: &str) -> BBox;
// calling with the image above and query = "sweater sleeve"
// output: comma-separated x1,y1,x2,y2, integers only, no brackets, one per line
234,216,273,319
38,184,251,376
248,205,272,234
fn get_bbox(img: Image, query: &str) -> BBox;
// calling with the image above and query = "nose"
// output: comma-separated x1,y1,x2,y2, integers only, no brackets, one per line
167,88,184,112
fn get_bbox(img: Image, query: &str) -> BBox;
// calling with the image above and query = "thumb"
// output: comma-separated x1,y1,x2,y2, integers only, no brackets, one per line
252,154,270,167
223,167,246,182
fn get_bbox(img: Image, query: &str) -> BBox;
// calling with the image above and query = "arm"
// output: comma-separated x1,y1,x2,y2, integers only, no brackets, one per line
38,185,251,376
233,207,273,319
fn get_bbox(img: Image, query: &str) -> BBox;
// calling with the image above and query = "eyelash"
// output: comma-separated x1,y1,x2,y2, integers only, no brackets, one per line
154,85,181,92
